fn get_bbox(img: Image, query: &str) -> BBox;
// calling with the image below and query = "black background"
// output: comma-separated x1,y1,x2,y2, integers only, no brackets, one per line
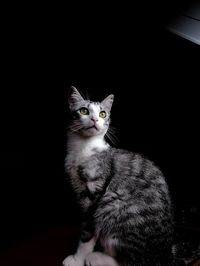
0,1,199,250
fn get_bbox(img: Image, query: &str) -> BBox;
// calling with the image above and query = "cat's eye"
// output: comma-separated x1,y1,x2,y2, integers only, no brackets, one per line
99,111,106,118
79,107,89,115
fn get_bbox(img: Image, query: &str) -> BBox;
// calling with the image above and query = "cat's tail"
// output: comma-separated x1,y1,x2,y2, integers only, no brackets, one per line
172,239,200,266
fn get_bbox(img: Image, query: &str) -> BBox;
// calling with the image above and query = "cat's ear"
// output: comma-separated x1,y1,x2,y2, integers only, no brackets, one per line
101,94,114,112
68,86,84,111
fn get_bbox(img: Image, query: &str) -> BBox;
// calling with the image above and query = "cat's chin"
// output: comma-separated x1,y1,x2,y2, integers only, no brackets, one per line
80,127,105,138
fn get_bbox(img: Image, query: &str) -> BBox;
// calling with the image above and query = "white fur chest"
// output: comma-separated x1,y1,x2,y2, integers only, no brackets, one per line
66,135,109,166
65,134,109,193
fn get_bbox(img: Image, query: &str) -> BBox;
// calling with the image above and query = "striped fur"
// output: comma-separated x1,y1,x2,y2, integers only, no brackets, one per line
64,87,174,266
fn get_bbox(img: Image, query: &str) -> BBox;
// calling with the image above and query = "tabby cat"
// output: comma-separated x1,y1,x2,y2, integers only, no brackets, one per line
63,87,186,266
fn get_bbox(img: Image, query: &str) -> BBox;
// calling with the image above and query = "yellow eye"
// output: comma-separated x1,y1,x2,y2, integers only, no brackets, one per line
99,111,106,118
79,107,89,115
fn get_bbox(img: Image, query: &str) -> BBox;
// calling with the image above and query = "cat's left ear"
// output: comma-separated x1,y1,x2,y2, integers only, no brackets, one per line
101,94,114,112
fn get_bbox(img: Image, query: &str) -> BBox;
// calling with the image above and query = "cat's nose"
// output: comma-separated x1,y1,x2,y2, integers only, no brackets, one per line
91,117,98,123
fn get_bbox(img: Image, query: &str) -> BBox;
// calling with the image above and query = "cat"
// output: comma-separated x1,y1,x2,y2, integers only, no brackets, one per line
63,87,198,266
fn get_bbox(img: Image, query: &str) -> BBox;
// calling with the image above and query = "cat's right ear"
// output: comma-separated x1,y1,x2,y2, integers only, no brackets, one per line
68,86,84,111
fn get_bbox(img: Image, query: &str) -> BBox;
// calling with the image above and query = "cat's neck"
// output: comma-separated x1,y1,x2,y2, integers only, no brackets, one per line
67,132,109,158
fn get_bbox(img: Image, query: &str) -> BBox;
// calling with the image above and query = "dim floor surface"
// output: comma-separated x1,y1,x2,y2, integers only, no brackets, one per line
0,225,199,266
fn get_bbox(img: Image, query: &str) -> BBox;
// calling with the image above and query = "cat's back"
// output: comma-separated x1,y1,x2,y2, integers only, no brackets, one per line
110,147,167,188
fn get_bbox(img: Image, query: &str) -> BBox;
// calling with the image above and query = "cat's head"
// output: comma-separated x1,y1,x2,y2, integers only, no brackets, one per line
67,86,114,138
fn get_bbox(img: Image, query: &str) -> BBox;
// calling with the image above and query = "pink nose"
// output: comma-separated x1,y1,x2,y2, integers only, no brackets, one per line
91,117,98,122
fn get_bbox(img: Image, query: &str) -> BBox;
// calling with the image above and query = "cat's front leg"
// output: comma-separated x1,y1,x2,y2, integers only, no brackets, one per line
62,237,96,266
62,254,82,266
63,216,95,266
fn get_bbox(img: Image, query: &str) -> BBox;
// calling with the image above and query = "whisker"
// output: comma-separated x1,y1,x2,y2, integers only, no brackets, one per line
68,124,83,133
106,127,119,146
108,126,118,134
105,133,117,146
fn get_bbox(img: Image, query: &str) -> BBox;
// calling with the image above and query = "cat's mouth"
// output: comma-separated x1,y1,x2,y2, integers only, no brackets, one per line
86,125,98,130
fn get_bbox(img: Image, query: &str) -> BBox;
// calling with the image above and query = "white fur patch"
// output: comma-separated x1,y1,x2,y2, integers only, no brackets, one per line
62,255,83,266
85,252,119,266
63,238,96,266
66,133,109,165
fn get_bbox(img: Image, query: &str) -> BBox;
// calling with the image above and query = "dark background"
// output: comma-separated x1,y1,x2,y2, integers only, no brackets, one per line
0,0,199,251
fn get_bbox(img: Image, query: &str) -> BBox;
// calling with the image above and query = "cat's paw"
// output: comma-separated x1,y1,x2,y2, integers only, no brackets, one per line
62,255,84,266
85,252,106,266
85,252,119,266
